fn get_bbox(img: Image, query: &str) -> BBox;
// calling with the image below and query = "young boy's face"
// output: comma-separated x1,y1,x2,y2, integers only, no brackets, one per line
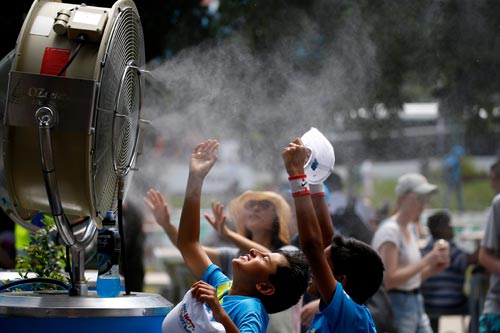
438,222,454,241
232,249,288,287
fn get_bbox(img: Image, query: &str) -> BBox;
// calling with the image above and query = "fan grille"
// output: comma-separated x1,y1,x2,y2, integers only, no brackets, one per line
94,7,145,218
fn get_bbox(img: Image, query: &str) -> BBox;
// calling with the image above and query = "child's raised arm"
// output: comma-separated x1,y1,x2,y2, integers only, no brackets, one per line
309,182,334,249
282,138,337,304
177,139,220,279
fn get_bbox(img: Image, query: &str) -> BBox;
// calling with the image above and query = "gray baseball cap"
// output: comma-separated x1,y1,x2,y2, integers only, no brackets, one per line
395,173,438,197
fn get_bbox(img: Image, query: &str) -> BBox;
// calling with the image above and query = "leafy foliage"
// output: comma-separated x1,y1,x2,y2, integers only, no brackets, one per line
16,215,70,287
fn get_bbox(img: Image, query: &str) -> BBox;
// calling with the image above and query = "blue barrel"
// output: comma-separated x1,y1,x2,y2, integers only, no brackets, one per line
0,291,172,333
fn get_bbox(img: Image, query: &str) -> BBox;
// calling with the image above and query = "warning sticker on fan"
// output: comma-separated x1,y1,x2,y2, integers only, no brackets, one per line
40,47,71,76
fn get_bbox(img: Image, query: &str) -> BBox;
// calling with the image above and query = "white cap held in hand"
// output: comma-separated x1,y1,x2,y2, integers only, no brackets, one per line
162,289,226,333
300,127,335,184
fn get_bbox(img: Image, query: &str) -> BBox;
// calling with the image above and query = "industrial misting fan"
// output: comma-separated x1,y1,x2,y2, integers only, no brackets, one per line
2,0,146,296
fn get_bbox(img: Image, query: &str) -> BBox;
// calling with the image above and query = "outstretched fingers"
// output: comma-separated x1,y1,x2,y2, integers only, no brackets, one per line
203,201,227,235
192,139,219,155
144,188,171,229
189,139,220,178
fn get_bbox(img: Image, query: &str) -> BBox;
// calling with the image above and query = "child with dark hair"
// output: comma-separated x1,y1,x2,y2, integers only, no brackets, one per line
329,235,386,305
282,138,384,332
421,210,478,332
163,139,309,333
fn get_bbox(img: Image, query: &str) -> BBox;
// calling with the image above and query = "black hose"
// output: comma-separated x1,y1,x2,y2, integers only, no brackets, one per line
0,278,70,293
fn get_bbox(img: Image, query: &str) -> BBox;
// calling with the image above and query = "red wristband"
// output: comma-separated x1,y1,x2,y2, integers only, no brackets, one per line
289,174,310,197
292,189,311,197
288,174,307,180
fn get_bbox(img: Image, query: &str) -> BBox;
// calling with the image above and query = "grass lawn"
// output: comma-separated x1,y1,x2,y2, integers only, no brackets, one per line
369,177,493,213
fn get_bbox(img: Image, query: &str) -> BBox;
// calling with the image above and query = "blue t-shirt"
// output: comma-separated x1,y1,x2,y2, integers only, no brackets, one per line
443,154,461,183
202,264,269,333
306,283,376,333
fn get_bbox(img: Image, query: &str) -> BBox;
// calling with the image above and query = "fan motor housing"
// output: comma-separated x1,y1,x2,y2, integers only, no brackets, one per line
5,72,96,220
66,6,109,43
3,0,145,226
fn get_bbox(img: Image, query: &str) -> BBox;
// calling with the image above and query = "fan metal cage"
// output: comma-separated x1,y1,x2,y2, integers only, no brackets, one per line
94,6,145,222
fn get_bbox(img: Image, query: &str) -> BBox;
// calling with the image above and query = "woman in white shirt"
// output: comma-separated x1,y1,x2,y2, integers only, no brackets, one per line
371,173,450,333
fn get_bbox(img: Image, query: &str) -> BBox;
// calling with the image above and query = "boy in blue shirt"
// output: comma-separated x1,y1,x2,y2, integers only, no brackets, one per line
282,138,384,333
173,139,309,333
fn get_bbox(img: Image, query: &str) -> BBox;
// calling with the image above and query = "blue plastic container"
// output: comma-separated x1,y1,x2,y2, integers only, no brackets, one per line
0,291,172,333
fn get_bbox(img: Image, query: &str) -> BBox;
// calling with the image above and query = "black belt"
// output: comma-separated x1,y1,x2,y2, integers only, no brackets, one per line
388,288,421,295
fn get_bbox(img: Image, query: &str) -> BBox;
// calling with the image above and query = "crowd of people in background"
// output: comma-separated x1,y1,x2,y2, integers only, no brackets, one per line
140,140,499,333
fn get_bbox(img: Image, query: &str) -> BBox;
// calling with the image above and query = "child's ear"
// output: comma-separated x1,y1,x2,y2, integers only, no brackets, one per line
256,282,275,296
337,274,347,286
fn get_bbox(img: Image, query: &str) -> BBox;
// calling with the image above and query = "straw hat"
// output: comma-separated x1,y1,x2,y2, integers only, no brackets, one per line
228,190,291,247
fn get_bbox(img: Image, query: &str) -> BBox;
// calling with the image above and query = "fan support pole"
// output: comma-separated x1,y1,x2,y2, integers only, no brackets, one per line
36,106,96,296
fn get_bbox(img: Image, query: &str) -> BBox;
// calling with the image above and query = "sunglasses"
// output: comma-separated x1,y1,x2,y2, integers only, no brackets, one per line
244,200,274,210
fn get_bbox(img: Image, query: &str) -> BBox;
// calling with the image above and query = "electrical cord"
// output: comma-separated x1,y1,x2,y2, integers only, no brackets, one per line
57,34,87,76
118,198,130,295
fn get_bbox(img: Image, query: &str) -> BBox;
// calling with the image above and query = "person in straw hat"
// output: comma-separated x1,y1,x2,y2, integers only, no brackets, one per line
145,186,296,278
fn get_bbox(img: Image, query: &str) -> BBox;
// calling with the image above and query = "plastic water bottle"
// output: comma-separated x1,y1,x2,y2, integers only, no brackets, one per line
96,211,121,297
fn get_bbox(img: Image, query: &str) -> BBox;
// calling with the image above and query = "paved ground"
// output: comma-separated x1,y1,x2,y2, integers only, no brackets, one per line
439,315,469,333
